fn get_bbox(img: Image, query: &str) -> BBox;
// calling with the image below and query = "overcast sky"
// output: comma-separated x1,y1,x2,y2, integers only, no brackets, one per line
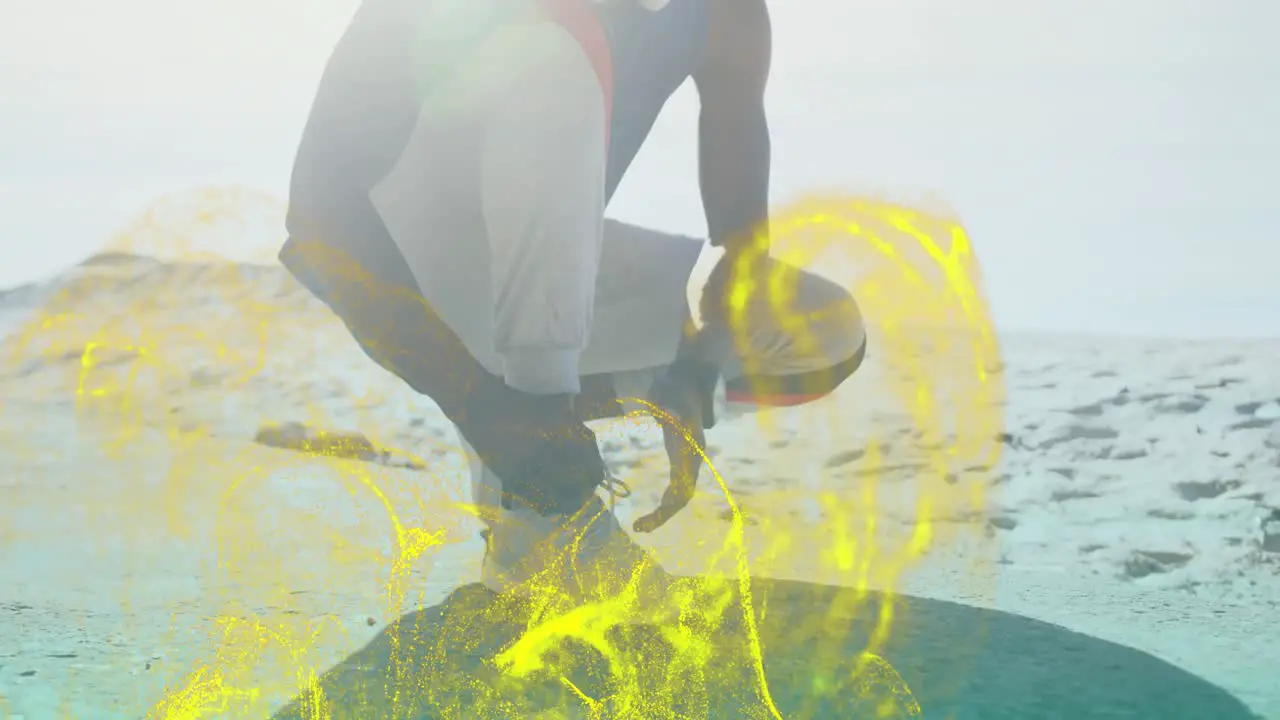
2,0,1277,338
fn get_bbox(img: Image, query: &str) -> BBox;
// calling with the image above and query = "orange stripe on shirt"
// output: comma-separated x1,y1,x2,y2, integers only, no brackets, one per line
536,0,614,144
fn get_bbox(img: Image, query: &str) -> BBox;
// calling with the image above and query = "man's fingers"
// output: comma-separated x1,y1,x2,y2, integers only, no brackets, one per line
632,510,671,533
632,483,695,533
633,366,709,534
632,498,688,533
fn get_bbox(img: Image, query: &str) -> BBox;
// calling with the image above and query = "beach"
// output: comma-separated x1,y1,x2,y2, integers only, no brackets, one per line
1,255,1277,718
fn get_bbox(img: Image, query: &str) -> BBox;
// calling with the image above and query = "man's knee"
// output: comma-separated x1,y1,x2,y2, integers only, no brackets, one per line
791,267,866,358
708,259,863,347
722,265,867,406
724,337,865,406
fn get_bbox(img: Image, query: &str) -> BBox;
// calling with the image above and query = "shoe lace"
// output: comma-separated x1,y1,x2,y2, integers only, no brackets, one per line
601,470,632,511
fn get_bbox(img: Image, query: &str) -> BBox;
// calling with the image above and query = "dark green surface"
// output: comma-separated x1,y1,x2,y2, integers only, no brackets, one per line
272,578,1260,719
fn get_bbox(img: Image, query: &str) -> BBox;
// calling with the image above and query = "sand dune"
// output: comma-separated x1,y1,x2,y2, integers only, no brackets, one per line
1,254,1277,718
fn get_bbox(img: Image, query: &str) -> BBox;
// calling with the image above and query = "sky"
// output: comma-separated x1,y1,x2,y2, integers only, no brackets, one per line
2,0,1278,339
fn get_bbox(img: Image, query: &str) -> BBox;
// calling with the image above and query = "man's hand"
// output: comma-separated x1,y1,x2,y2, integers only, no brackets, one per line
632,359,716,533
458,385,607,517
632,244,776,533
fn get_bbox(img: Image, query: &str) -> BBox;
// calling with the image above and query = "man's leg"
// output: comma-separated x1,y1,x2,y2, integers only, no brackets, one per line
283,211,863,597
286,34,862,601
571,229,868,423
549,225,869,542
455,222,703,598
279,206,499,430
708,257,868,415
366,13,690,599
573,242,869,542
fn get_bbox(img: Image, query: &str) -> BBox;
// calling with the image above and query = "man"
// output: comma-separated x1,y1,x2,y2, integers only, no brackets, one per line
279,0,867,601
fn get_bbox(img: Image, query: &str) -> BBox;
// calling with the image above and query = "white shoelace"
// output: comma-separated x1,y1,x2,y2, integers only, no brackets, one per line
601,470,632,511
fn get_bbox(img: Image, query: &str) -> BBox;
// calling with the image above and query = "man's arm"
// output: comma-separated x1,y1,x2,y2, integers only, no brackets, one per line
692,0,772,254
631,1,773,534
